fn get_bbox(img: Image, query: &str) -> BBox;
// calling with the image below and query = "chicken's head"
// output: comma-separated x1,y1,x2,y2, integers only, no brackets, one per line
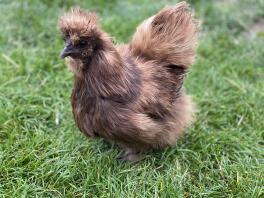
58,8,103,60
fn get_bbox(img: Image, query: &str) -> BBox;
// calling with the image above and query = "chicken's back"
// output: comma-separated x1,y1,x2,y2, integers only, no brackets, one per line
129,1,198,69
115,1,198,148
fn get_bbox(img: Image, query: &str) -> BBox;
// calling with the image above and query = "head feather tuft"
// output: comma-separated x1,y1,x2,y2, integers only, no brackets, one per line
58,8,99,38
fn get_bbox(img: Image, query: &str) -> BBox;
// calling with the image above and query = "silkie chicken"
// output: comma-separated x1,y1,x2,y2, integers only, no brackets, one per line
58,1,199,162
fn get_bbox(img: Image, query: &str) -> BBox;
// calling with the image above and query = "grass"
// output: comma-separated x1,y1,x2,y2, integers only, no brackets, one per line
0,0,263,197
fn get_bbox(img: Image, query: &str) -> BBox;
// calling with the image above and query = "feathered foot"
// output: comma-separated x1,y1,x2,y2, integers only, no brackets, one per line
117,148,142,162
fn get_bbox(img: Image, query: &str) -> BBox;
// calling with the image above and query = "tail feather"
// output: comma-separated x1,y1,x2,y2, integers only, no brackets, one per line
129,1,199,68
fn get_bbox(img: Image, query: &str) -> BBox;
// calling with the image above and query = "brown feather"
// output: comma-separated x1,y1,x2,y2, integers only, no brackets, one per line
58,1,199,161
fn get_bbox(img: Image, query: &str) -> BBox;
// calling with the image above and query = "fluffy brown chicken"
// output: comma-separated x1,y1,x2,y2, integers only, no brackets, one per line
58,1,198,161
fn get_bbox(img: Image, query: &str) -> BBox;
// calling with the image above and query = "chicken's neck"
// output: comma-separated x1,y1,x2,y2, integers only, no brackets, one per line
74,48,141,103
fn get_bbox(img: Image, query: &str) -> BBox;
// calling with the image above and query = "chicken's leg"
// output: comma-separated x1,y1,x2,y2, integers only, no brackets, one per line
117,148,142,162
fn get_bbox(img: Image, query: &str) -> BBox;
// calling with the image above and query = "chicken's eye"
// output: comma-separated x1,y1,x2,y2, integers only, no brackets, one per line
79,40,86,47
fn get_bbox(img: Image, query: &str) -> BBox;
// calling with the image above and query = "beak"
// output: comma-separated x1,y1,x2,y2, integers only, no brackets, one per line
60,42,79,59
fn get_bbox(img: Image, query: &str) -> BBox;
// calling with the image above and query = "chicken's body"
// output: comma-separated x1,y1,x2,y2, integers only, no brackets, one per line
59,1,198,161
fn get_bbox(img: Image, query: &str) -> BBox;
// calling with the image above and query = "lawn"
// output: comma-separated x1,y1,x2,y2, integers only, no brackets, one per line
0,0,263,197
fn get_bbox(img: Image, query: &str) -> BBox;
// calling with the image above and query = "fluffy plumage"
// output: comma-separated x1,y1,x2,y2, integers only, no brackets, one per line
58,1,199,161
